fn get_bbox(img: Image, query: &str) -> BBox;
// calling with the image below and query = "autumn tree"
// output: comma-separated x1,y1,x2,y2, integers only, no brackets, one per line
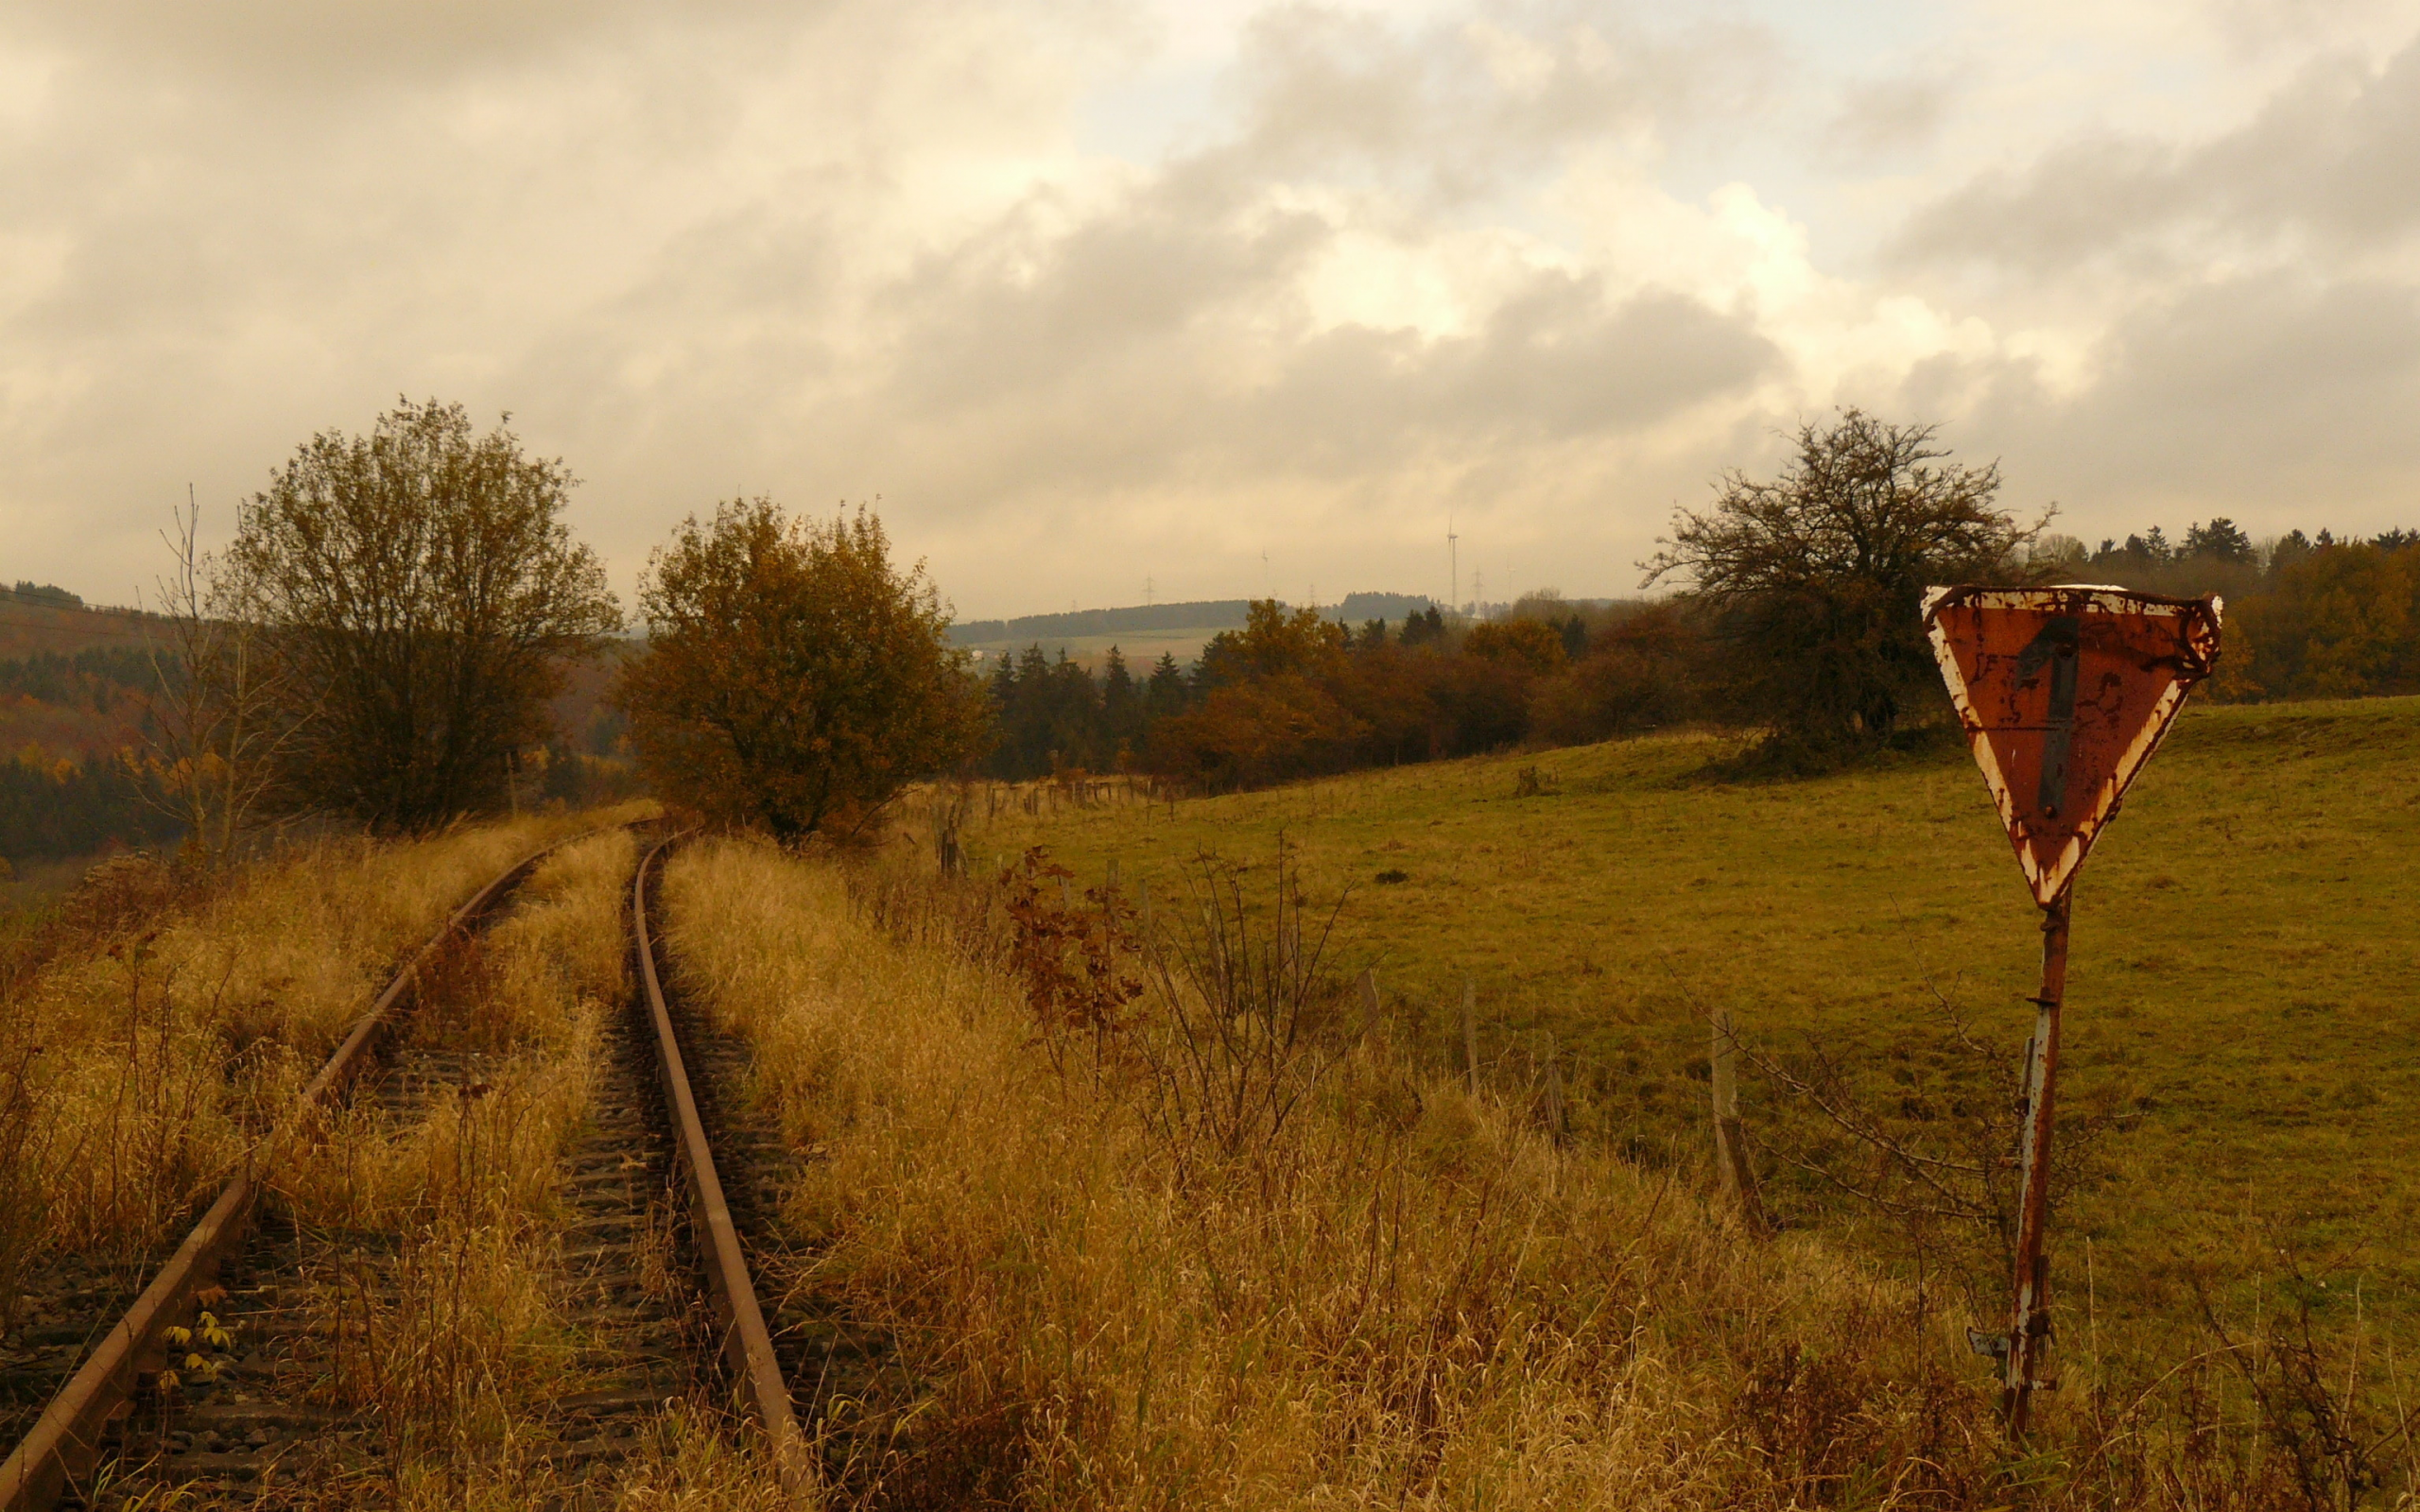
617,500,985,840
1462,618,1567,674
219,399,621,830
1643,409,2040,752
2231,541,2420,699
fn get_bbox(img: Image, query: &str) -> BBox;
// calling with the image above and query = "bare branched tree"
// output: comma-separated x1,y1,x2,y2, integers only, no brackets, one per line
138,494,302,867
1643,409,2046,754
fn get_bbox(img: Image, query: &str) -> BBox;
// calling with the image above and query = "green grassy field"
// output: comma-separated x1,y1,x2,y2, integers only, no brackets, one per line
959,696,2420,1366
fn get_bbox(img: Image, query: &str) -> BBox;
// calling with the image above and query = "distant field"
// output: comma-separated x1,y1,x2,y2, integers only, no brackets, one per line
958,627,1228,672
960,697,2420,1360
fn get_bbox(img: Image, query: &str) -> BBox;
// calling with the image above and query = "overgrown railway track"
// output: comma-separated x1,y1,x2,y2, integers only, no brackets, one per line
1,829,820,1508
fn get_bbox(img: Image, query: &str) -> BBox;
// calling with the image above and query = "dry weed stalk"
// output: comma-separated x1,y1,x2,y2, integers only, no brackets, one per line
0,1021,67,1332
1128,842,1352,1190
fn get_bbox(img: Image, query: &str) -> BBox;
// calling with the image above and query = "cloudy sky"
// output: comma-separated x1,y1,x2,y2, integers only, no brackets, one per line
5,0,2417,619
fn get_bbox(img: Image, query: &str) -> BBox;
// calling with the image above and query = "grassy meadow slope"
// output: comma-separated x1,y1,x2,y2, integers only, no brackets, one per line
955,698,2420,1360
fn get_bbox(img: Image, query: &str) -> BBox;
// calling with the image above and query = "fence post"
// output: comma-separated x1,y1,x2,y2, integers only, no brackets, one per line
1357,969,1381,1040
1106,856,1120,894
1711,1008,1768,1231
1462,980,1479,1098
1544,1030,1564,1139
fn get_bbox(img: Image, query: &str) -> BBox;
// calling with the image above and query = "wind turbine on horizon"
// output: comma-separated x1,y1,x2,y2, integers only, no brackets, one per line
1447,514,1460,616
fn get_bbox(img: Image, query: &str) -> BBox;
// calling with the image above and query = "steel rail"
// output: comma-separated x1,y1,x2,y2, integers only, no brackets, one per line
630,832,819,1499
0,829,601,1511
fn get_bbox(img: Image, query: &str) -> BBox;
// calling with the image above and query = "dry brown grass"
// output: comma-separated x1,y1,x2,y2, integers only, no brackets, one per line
662,837,2041,1509
279,830,640,1450
0,808,651,1306
255,825,793,1505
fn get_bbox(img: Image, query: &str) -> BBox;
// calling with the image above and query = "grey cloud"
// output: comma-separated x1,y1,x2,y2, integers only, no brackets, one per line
1,1,796,89
1206,2,1779,206
2203,0,2409,59
1893,36,2420,271
818,165,1777,499
1819,75,1952,164
1894,272,2420,536
512,4,1784,522
1239,280,1777,472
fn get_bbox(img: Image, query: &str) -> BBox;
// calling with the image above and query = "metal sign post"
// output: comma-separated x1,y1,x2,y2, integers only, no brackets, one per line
1922,585,2221,1435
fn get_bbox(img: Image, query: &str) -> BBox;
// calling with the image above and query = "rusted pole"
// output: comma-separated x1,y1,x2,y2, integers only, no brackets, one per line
2003,890,2073,1435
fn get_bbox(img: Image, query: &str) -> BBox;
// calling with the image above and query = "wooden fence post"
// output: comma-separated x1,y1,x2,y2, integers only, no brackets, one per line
1462,980,1479,1098
1357,969,1381,1040
1543,1031,1564,1139
1711,1008,1769,1231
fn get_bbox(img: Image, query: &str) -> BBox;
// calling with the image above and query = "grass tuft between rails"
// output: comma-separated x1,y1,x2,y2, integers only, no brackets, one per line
666,836,2047,1509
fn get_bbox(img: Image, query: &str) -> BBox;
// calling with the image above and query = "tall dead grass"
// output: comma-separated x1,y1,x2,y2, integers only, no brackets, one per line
280,830,625,1462
267,826,793,1506
0,807,640,1313
662,837,2020,1508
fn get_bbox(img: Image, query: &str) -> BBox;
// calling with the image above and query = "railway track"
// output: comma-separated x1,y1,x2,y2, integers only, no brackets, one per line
0,829,821,1509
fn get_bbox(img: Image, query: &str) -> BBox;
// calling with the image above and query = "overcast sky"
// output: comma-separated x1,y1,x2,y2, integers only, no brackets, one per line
5,0,2418,620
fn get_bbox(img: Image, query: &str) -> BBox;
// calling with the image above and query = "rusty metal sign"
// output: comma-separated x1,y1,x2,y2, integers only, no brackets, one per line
1920,581,2221,1438
1922,586,2222,907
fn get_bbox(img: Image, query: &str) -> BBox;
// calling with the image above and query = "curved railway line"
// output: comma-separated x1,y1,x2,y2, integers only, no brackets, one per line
0,828,825,1508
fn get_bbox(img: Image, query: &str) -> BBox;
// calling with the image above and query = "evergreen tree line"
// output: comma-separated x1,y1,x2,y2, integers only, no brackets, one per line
0,646,164,712
2035,521,2420,700
0,752,182,866
0,649,182,864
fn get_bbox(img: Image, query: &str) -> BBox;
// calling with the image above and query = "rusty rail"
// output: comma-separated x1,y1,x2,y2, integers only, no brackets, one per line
0,831,593,1511
631,832,818,1498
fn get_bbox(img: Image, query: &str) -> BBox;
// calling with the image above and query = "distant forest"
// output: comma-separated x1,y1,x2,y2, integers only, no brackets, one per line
0,641,629,868
982,522,2420,786
0,647,182,866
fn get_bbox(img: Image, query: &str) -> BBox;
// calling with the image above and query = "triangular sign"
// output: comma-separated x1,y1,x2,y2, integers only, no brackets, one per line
1923,585,2222,908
